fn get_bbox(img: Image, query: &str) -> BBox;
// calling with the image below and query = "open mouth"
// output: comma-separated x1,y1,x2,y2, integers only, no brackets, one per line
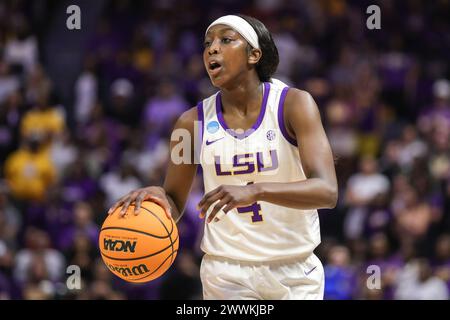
208,61,222,74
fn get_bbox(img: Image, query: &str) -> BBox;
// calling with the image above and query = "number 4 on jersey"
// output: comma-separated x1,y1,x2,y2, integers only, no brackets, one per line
237,182,263,222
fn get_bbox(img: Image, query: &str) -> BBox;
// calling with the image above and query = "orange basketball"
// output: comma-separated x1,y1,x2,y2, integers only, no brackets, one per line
99,201,179,283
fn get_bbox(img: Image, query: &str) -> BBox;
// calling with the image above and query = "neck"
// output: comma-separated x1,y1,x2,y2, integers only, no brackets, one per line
220,72,263,113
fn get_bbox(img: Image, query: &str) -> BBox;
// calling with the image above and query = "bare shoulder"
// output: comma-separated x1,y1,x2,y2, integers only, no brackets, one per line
283,87,323,135
174,106,199,133
284,88,318,118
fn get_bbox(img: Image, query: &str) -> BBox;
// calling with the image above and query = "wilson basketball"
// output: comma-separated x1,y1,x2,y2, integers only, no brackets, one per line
99,201,179,283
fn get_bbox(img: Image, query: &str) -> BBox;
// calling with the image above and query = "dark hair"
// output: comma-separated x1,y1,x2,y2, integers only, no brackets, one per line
238,14,279,82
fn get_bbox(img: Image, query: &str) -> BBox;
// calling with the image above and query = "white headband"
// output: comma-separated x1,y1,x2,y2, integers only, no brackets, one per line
205,15,260,49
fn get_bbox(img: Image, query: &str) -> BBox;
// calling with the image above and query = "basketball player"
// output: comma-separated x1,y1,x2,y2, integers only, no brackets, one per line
108,15,337,300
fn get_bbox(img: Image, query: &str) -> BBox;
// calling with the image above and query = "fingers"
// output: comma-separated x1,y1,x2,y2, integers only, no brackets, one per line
120,197,133,216
197,187,221,211
108,191,172,221
221,201,237,215
211,205,227,223
108,197,125,215
133,192,146,215
206,196,231,223
146,195,172,219
198,189,225,218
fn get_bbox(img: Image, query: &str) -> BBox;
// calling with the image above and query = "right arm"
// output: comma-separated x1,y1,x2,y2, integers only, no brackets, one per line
108,107,199,222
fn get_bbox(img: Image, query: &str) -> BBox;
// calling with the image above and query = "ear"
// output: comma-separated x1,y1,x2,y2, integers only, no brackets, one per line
248,47,262,66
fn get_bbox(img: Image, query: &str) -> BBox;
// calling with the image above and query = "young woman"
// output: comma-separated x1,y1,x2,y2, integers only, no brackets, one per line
108,14,337,300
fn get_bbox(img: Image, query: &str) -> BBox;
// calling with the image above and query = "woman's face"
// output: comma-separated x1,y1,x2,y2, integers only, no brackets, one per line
203,24,250,88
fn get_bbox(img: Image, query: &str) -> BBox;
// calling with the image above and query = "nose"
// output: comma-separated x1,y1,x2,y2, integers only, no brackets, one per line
208,38,220,55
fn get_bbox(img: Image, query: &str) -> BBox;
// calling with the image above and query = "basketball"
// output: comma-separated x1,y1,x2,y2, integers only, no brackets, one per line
99,201,179,283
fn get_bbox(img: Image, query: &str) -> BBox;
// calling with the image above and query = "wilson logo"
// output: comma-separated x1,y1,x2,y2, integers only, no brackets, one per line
103,238,137,253
107,263,149,277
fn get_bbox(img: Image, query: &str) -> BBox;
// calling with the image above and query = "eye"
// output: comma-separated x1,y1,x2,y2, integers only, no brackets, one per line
203,40,211,48
221,37,232,44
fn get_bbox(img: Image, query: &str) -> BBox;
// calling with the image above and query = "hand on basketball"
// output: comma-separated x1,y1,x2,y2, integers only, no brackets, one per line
197,184,259,223
108,186,172,219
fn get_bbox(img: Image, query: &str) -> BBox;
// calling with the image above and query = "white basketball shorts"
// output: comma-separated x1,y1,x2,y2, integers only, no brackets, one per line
200,253,324,300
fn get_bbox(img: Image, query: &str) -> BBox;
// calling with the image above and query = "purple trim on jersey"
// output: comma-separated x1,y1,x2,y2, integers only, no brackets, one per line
196,101,204,142
216,82,270,139
195,101,204,163
277,87,298,147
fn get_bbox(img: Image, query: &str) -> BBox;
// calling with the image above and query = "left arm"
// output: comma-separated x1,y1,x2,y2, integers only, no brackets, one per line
198,89,338,223
255,89,337,209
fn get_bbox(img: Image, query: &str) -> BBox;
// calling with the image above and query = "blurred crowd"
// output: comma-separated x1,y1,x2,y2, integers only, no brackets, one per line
0,0,449,300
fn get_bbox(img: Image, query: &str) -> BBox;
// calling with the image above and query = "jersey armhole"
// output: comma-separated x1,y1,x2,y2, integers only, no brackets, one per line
277,87,298,147
195,101,204,164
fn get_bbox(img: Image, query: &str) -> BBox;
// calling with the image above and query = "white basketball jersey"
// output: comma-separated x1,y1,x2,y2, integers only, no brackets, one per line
197,79,320,262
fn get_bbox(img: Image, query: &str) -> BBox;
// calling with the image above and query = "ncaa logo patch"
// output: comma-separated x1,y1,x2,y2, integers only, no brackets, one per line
266,130,276,141
207,121,219,134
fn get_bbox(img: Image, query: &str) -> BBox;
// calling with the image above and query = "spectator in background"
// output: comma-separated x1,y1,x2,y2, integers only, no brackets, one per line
325,99,358,185
61,159,99,205
86,18,121,65
0,185,22,250
144,79,188,148
50,130,78,181
21,254,55,299
329,46,358,97
344,156,390,240
363,192,392,238
0,61,20,104
271,16,303,84
65,233,97,283
121,130,169,184
74,57,98,126
364,233,403,299
395,258,449,300
418,79,450,135
0,272,14,299
13,227,65,286
20,88,65,146
4,135,56,202
130,26,154,75
0,90,25,167
434,234,450,293
345,157,390,209
79,258,125,300
105,78,141,128
397,125,428,170
181,54,209,107
393,186,434,243
58,201,99,251
2,16,38,75
379,139,402,180
99,160,142,208
377,33,416,120
324,245,357,299
24,64,52,107
78,102,123,175
0,184,21,299
428,124,450,183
